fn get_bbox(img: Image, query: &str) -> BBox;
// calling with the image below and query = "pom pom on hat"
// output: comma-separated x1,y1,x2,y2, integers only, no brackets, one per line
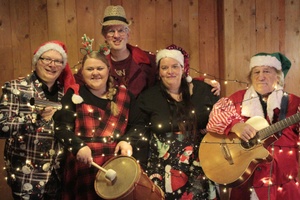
32,40,68,68
68,84,84,104
157,44,192,83
101,5,131,26
249,52,291,77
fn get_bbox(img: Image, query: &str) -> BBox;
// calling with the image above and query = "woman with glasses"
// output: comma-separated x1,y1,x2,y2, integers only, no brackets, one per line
0,40,75,199
74,5,221,169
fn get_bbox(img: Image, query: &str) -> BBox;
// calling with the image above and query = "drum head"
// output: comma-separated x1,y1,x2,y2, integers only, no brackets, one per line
94,156,140,199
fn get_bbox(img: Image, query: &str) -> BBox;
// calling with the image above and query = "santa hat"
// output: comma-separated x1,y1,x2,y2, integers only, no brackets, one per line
32,40,75,92
69,84,84,104
184,146,193,151
156,44,192,82
166,44,190,76
165,165,188,192
249,52,291,77
156,49,184,68
58,63,76,93
32,40,68,68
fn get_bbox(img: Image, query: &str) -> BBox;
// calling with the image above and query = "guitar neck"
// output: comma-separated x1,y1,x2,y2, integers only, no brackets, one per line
258,112,300,140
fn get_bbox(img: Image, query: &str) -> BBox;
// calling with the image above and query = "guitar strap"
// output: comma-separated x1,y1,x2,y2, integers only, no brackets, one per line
279,93,289,120
277,93,289,137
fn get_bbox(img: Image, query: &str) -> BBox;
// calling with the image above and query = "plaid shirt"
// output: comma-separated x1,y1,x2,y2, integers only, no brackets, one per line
56,85,131,200
0,73,64,199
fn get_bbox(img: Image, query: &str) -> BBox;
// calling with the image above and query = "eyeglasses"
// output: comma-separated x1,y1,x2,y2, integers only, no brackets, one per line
39,57,63,67
106,28,128,37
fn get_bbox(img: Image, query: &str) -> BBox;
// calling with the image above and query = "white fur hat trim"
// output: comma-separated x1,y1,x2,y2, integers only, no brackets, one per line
156,49,184,67
32,43,67,68
249,55,281,70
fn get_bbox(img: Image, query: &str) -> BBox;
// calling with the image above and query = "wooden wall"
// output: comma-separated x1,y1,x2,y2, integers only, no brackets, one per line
223,0,300,96
0,0,299,199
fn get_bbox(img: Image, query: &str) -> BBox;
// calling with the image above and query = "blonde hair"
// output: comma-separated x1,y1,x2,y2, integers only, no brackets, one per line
81,51,119,116
106,75,119,116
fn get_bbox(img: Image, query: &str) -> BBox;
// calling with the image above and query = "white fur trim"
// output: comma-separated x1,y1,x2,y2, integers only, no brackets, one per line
165,165,172,193
241,87,264,117
156,49,184,67
241,86,283,121
71,94,84,104
250,55,281,70
32,43,67,68
186,75,192,83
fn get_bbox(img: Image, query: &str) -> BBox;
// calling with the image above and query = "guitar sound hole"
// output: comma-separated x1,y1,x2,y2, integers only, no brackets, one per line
241,137,258,149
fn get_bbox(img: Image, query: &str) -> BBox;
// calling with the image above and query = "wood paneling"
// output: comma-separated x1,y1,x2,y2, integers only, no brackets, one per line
0,0,300,199
284,0,300,95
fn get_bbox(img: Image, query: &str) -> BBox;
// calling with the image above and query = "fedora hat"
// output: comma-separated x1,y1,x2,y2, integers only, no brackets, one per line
101,5,132,26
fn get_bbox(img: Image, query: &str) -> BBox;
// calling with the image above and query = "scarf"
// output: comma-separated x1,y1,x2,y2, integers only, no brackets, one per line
241,85,284,121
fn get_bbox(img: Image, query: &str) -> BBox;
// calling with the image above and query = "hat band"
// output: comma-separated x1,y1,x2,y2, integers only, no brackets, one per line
103,16,129,24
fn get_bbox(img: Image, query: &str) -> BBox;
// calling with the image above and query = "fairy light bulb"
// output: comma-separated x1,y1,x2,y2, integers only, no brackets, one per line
268,180,273,186
277,185,283,192
271,147,274,151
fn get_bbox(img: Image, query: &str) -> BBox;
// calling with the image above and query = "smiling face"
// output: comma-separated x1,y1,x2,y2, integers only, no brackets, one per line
250,65,279,95
103,25,129,52
35,50,64,88
159,57,184,92
81,57,110,95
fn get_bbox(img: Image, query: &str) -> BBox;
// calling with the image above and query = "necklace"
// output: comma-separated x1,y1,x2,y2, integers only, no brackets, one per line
168,92,182,101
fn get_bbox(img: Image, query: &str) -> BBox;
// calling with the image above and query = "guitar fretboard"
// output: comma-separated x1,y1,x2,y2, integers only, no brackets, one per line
258,112,300,140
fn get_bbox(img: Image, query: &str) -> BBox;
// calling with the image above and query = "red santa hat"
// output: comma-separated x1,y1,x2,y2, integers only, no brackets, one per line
165,165,188,192
184,146,193,151
156,44,192,83
166,44,190,76
32,40,75,92
169,168,188,191
32,40,68,68
156,48,184,68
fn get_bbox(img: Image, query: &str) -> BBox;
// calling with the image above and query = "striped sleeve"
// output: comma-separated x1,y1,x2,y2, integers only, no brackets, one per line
206,97,244,135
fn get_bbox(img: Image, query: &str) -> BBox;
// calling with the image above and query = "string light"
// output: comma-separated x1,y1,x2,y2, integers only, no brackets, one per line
189,68,249,87
71,51,250,89
6,59,296,198
205,142,300,193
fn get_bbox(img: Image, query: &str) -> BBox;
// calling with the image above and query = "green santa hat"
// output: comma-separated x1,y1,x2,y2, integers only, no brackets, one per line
249,52,291,77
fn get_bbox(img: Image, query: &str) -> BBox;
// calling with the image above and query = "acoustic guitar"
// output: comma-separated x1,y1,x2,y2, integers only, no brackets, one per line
199,113,300,187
